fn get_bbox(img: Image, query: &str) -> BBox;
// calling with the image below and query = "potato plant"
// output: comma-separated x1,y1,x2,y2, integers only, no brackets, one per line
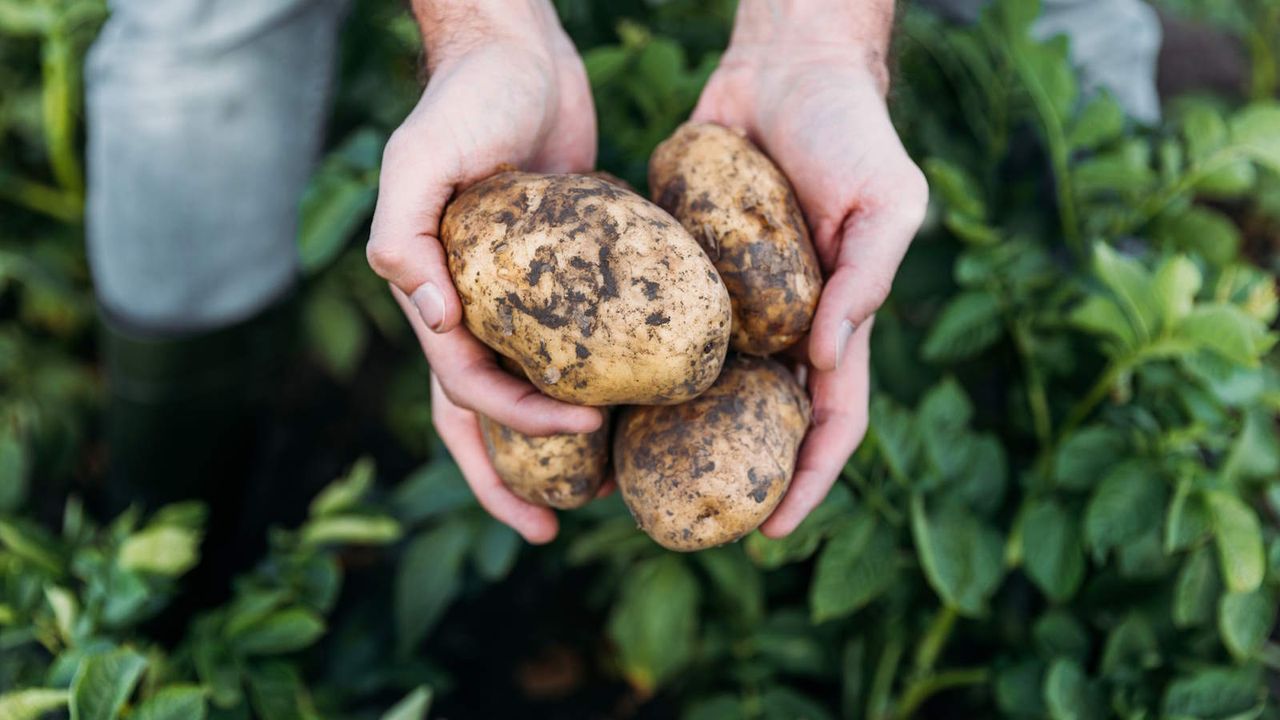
2,0,1279,718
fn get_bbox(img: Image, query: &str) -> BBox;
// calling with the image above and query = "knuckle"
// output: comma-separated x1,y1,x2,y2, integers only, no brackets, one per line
862,275,893,310
365,238,406,279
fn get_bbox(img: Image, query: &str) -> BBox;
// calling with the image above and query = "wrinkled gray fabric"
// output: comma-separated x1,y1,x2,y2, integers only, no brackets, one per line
86,0,346,334
919,0,1163,123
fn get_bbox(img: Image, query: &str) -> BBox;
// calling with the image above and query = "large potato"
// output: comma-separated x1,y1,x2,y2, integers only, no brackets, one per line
649,122,822,356
479,411,611,509
614,355,810,551
442,171,732,405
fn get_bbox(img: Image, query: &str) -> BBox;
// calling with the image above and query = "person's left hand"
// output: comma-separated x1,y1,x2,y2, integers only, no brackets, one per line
691,36,928,537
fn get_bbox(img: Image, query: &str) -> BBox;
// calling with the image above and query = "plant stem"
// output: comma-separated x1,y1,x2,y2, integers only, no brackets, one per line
0,174,83,223
1058,359,1126,439
1010,321,1052,449
913,605,958,675
895,668,990,718
868,634,905,720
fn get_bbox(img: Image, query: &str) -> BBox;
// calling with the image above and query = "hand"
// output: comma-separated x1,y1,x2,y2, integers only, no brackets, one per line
692,0,928,537
369,0,601,542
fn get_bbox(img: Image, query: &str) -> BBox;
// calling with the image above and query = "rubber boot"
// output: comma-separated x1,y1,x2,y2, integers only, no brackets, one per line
100,292,300,625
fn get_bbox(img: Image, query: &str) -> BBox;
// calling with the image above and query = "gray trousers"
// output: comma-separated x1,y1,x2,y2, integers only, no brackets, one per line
85,0,1158,335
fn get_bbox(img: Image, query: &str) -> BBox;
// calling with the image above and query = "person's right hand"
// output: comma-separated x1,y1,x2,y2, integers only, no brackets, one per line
367,0,602,542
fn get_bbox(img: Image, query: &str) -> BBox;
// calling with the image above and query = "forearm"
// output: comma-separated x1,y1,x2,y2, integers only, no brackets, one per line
727,0,896,92
410,0,568,72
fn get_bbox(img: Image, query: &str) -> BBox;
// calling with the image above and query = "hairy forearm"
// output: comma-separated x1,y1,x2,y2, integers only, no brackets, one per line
410,0,567,72
728,0,896,90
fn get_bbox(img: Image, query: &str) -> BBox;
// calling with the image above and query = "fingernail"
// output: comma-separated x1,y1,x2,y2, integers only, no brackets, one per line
412,282,446,331
834,319,855,368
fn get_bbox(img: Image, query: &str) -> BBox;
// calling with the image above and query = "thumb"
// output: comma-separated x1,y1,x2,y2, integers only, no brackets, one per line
366,130,465,334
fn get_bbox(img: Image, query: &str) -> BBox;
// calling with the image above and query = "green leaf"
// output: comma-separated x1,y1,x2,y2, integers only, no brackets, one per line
304,290,368,380
1053,426,1126,491
869,397,921,481
1073,140,1156,197
1154,206,1242,267
1229,102,1280,173
309,457,375,517
810,512,898,622
696,546,764,623
1166,478,1214,552
224,589,290,639
191,618,241,708
607,555,699,694
1083,461,1165,561
1099,614,1159,679
1069,295,1137,351
391,461,475,523
910,494,1004,617
228,607,326,656
1178,304,1272,367
0,518,62,573
1162,666,1265,719
1020,35,1078,119
1092,243,1161,343
300,515,401,547
996,661,1047,718
130,686,207,720
1221,408,1280,483
1182,101,1228,162
70,648,148,720
684,695,746,720
0,428,28,512
1218,588,1275,661
1021,499,1084,602
584,46,631,88
917,378,975,481
759,686,834,720
1033,612,1091,663
379,686,432,720
471,520,520,582
245,662,315,720
1153,255,1202,328
45,584,77,643
1196,160,1257,198
1207,490,1265,593
1067,92,1124,150
297,168,376,275
395,519,473,654
1042,659,1100,720
117,525,200,577
922,291,1003,363
923,158,985,218
0,689,69,720
745,483,854,569
1174,546,1221,628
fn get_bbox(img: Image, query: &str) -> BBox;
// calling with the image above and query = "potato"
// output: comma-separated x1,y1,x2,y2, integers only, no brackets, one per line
649,122,822,356
479,411,611,509
442,171,732,405
614,355,810,551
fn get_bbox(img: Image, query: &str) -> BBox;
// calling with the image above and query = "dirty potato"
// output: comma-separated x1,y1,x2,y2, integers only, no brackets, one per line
614,355,811,551
442,171,732,406
649,122,822,356
479,411,611,509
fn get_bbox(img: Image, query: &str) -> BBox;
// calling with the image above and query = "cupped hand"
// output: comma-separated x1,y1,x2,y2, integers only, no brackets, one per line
692,36,928,537
369,4,601,542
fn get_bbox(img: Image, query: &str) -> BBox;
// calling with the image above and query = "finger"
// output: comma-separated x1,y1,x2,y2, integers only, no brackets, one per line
395,288,603,436
432,375,559,543
595,477,616,499
366,128,465,334
761,318,873,538
807,168,926,372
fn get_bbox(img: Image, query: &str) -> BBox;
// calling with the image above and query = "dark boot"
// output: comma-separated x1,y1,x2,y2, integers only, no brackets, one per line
100,293,300,620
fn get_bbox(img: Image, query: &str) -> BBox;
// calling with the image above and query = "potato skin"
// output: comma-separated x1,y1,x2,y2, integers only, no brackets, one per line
479,411,611,509
442,171,732,405
614,355,811,551
649,122,822,356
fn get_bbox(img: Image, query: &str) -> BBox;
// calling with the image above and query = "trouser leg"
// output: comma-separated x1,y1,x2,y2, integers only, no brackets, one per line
85,0,347,607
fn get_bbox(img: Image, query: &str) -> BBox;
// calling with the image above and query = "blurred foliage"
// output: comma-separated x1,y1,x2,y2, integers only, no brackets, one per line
3,0,1280,718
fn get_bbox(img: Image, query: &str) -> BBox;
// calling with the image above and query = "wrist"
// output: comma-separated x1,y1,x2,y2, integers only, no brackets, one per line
725,0,894,94
413,0,572,74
